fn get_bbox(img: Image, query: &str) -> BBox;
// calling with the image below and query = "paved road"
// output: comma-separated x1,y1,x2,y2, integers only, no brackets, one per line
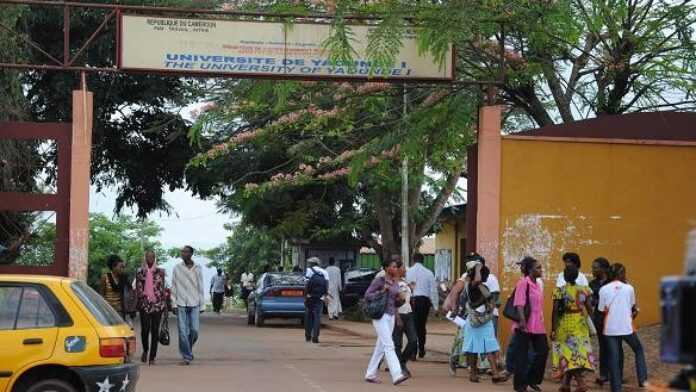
135,312,511,391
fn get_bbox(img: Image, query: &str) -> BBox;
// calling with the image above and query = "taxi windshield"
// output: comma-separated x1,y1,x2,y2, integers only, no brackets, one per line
70,281,124,326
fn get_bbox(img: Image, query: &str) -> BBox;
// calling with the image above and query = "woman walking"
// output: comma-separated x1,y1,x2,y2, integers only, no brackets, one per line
100,255,128,318
135,250,167,365
551,265,595,392
364,259,410,386
512,257,549,392
462,261,508,384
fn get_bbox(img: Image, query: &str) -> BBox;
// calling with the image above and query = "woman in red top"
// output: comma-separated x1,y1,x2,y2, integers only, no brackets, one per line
513,257,550,392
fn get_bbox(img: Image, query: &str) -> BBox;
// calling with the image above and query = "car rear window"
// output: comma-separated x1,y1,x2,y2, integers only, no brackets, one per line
266,273,305,287
70,281,124,326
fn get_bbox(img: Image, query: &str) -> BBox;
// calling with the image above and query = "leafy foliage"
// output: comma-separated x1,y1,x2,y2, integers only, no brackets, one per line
204,223,281,282
186,76,476,260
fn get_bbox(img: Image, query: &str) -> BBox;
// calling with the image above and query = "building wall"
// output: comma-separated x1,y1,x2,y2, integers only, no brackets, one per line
497,137,696,343
434,218,467,279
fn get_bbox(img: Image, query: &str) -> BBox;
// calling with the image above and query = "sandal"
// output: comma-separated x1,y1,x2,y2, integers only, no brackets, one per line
365,377,382,384
492,374,510,384
469,373,480,383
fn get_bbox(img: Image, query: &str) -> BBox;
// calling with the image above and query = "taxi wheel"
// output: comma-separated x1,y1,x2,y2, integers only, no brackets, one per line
25,379,77,392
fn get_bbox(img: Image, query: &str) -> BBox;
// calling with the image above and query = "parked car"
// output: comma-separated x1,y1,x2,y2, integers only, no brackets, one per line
247,272,305,327
0,274,138,392
340,268,378,308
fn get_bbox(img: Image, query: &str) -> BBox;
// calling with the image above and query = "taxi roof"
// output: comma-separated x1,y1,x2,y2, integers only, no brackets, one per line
0,274,75,284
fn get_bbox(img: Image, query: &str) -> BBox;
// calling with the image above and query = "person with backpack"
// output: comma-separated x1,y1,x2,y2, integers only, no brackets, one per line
460,260,509,384
304,257,329,344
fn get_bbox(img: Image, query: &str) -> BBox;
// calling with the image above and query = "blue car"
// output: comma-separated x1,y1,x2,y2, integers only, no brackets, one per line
247,272,306,327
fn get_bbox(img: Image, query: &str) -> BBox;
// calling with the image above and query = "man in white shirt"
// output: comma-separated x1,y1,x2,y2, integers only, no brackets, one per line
171,245,205,365
240,271,254,311
325,258,343,320
209,268,227,314
556,252,589,287
598,263,647,392
405,253,438,358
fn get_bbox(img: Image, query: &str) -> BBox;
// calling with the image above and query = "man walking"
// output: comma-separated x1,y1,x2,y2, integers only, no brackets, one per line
171,245,205,365
325,258,342,320
240,270,254,311
210,268,226,314
406,253,438,358
304,257,328,343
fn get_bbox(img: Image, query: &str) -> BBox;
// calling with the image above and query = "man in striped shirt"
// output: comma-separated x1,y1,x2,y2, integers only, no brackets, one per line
171,245,206,365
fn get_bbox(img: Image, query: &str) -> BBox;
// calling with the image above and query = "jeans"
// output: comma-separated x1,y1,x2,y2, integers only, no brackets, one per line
412,296,431,354
599,331,624,380
607,333,648,392
177,306,200,362
513,331,549,392
366,314,403,383
140,310,162,361
392,313,418,367
304,298,323,340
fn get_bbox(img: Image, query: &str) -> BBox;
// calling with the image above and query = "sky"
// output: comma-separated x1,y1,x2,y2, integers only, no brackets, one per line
89,185,233,250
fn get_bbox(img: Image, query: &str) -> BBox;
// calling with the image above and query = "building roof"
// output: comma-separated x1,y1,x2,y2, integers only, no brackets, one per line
439,204,466,221
360,237,435,255
512,112,696,142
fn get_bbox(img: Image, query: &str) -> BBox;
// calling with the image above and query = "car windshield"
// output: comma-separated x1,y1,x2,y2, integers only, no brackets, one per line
70,281,124,326
265,273,304,287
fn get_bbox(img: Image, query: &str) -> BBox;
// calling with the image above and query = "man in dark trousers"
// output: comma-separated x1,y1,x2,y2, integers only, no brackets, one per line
304,257,328,344
405,253,438,358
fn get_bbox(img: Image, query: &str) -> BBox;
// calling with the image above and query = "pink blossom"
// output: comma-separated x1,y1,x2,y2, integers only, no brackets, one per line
273,110,307,127
356,82,391,95
338,82,355,92
422,90,449,107
228,129,263,145
299,163,316,175
244,183,259,191
336,149,358,162
200,101,217,113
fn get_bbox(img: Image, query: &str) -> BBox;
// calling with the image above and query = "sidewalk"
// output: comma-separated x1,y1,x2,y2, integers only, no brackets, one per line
322,317,458,358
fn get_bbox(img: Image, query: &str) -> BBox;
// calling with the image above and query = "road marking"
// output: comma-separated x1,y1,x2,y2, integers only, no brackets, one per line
284,364,329,392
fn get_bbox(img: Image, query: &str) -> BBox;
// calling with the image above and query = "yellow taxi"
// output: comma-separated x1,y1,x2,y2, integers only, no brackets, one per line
0,275,139,392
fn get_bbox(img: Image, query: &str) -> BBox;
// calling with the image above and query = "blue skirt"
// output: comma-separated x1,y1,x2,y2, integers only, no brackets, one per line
462,319,500,354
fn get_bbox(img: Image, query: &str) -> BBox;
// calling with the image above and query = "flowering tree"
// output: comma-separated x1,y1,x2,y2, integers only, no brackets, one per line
186,79,477,261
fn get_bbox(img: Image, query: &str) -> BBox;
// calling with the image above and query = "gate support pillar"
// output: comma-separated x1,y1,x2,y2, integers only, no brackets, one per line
475,105,503,275
68,87,93,280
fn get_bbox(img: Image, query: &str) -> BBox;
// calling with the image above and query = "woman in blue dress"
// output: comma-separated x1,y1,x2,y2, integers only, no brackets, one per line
462,262,509,384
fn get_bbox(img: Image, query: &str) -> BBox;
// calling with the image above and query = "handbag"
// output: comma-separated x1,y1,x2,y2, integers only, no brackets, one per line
503,279,531,322
159,312,170,346
362,279,389,319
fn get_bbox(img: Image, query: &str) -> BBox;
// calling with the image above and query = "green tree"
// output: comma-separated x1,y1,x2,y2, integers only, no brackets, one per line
87,214,167,289
187,79,475,260
204,223,281,282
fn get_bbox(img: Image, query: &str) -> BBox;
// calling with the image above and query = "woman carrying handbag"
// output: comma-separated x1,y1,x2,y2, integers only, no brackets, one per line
363,258,410,386
135,250,168,365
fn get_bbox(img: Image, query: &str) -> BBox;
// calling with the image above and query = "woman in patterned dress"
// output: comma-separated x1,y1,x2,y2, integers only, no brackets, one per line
135,250,167,365
551,265,595,392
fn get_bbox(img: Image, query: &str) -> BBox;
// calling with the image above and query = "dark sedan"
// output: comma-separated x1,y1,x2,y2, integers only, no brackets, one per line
340,268,378,308
247,272,306,327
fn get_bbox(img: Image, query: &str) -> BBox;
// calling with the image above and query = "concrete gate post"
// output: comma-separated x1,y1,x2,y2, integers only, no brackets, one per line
475,105,503,275
68,87,93,280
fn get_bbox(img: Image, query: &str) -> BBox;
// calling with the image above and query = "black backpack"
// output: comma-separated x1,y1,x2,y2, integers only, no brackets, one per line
307,268,328,299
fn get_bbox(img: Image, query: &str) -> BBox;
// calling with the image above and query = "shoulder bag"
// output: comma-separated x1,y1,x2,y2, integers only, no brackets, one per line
503,279,531,322
362,278,389,320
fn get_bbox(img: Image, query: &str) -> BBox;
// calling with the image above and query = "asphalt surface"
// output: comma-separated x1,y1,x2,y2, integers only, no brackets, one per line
135,312,513,392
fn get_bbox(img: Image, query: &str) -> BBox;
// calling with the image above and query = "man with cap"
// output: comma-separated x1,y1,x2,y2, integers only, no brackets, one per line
304,257,329,343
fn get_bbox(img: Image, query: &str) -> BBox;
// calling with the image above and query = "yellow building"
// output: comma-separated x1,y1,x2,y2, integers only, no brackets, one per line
470,110,696,344
434,204,468,281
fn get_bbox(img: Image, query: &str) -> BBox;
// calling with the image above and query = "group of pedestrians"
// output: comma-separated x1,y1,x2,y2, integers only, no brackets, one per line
100,245,209,366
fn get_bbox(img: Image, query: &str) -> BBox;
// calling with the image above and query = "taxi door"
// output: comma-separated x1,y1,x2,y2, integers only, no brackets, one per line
0,284,59,392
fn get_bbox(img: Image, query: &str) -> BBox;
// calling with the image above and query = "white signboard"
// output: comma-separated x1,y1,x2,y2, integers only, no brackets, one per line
119,15,454,81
